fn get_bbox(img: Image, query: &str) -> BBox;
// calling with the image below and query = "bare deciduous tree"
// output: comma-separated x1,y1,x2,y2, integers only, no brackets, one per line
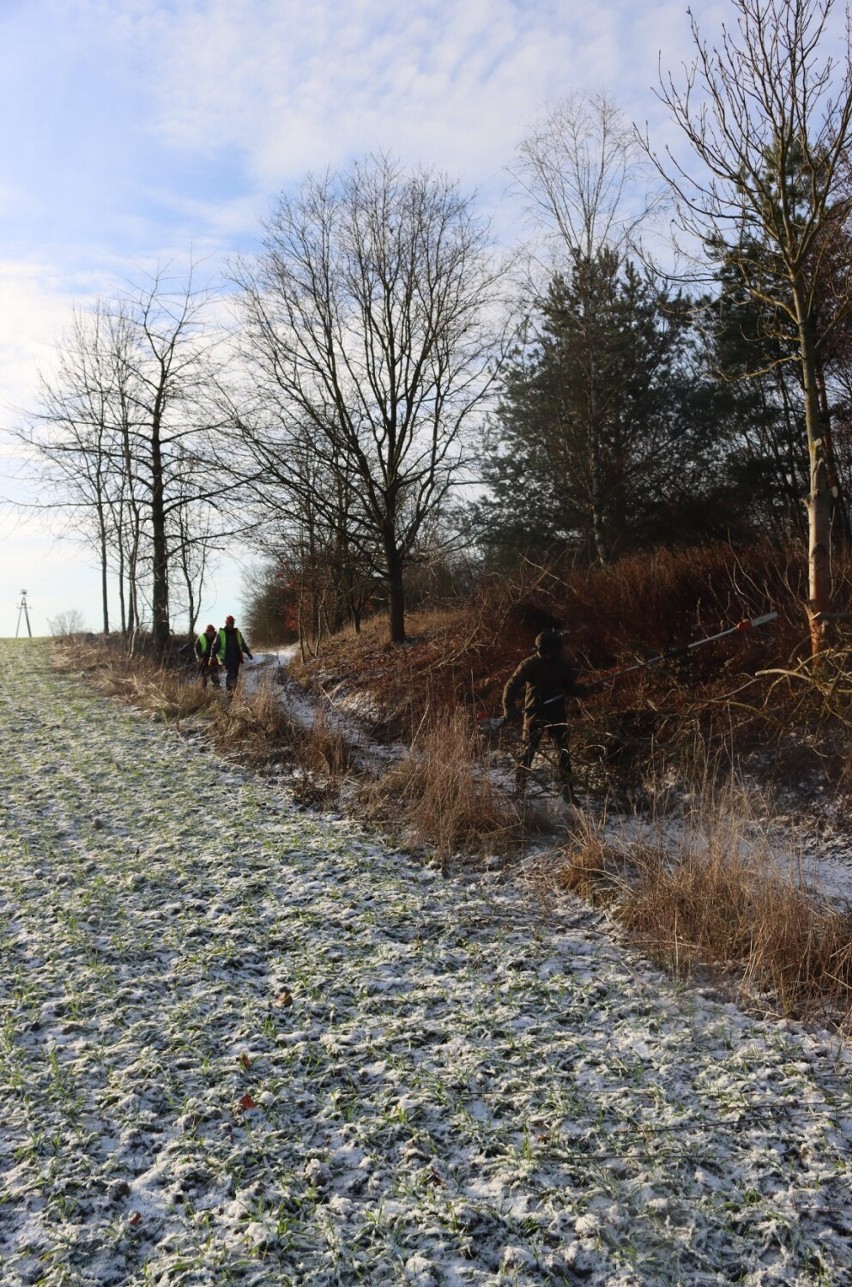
120,269,223,652
651,0,852,653
13,304,137,635
233,154,506,643
19,268,226,651
515,91,659,267
47,608,87,637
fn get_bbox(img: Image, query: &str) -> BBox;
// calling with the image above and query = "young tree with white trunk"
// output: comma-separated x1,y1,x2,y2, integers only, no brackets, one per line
651,0,852,655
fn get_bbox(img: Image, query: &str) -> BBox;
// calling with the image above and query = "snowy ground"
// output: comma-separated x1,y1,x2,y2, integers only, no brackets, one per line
248,650,852,909
3,638,852,1285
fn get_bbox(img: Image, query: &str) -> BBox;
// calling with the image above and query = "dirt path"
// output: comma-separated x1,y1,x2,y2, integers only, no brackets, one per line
2,638,852,1286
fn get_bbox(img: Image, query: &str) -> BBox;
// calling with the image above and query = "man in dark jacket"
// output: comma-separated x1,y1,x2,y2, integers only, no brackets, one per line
194,623,220,688
503,630,598,803
215,615,253,691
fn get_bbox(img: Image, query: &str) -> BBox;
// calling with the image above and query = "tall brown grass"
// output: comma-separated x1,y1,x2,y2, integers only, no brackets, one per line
51,638,351,790
52,628,852,1022
285,538,825,788
54,639,217,722
208,681,300,766
360,707,531,858
57,638,522,851
557,794,852,1025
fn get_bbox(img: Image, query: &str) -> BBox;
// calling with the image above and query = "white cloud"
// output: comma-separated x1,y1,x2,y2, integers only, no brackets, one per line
0,263,81,417
136,0,698,188
5,0,824,630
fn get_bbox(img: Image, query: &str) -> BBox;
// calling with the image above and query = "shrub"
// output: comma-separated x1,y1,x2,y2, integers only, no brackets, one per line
360,707,531,858
556,789,852,1024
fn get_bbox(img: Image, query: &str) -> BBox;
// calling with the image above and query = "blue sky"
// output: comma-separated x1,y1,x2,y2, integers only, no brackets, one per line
0,0,724,636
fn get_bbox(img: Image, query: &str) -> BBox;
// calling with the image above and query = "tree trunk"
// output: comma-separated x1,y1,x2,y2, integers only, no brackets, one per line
98,509,110,636
815,365,851,550
297,587,308,663
385,538,406,644
796,293,833,656
100,553,110,636
150,412,170,655
127,536,139,640
585,320,609,567
589,426,609,567
805,454,833,655
117,543,127,636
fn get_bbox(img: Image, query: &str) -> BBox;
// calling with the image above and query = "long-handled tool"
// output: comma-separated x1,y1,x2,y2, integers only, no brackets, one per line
478,610,778,730
596,610,778,683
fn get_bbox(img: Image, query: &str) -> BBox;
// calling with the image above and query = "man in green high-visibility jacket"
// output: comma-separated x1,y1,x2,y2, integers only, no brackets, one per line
194,624,220,688
215,615,253,692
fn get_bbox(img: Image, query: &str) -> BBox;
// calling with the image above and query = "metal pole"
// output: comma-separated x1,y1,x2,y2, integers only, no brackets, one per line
16,591,32,639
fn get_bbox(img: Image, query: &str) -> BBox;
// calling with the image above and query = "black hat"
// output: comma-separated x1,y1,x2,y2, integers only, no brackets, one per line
535,630,562,654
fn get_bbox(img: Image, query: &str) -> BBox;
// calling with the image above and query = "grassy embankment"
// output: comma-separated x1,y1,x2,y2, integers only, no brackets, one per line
56,539,852,1027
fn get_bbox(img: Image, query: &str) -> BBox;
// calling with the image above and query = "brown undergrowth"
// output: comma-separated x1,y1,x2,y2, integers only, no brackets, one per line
52,635,541,857
555,795,852,1028
53,638,217,722
51,638,351,798
358,707,537,858
289,539,811,737
287,603,531,742
49,532,852,1026
287,539,852,805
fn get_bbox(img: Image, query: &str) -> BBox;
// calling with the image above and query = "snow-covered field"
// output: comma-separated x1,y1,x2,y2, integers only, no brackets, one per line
3,638,852,1286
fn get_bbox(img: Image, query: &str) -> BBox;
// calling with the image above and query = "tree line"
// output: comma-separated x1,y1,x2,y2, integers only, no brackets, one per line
13,0,852,656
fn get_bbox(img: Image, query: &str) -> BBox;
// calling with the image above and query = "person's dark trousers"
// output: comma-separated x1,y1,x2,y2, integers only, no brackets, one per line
516,719,575,799
225,663,240,691
198,659,220,688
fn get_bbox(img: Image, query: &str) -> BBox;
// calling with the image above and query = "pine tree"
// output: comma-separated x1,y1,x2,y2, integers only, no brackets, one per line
479,257,734,562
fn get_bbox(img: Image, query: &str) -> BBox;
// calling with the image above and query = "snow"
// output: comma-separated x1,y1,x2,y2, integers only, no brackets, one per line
2,638,852,1284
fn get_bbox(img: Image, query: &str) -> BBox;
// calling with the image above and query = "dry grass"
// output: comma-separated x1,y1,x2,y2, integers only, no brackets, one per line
360,707,530,858
50,638,352,793
285,541,821,802
288,602,534,741
556,812,639,905
623,841,852,1019
294,706,352,778
557,794,852,1025
52,638,217,722
207,681,300,766
205,681,353,807
51,628,852,1022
